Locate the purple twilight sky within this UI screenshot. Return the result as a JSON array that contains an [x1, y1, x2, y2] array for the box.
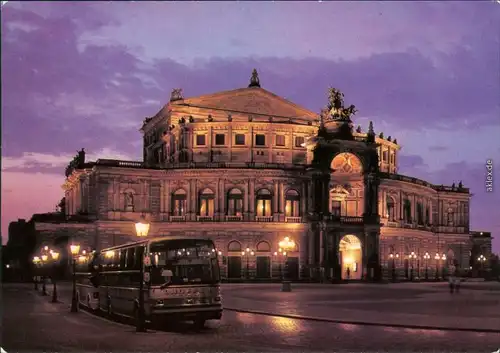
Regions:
[[1, 1, 499, 252]]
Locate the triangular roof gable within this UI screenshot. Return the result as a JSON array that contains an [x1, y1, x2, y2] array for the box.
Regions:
[[176, 87, 318, 120]]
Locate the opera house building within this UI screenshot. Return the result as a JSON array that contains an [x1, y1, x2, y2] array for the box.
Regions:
[[35, 71, 481, 282]]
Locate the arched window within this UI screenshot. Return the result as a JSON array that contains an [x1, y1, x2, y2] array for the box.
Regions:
[[227, 241, 242, 252], [403, 199, 412, 223], [256, 189, 272, 217], [285, 189, 300, 217], [171, 189, 187, 216], [416, 202, 424, 225], [227, 188, 243, 217], [386, 196, 395, 221], [256, 241, 271, 252], [199, 188, 215, 217]]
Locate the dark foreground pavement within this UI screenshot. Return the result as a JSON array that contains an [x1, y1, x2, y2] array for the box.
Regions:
[[2, 284, 500, 352]]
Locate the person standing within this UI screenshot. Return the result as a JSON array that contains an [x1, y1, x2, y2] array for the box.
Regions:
[[448, 264, 456, 293]]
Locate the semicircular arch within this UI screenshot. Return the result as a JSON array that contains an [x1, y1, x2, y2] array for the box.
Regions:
[[331, 152, 364, 174]]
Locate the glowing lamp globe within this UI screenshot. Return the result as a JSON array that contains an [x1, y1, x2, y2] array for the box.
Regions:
[[135, 221, 150, 237], [51, 251, 60, 261], [70, 244, 80, 256]]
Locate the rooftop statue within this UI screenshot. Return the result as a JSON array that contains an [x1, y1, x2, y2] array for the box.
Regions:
[[326, 88, 358, 121], [248, 69, 261, 88], [170, 88, 184, 102]]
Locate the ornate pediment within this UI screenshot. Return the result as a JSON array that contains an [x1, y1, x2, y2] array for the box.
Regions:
[[177, 87, 317, 121]]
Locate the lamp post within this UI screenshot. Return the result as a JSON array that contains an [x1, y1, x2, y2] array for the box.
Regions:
[[50, 251, 60, 303], [41, 254, 48, 295], [423, 252, 430, 280], [33, 256, 41, 290], [389, 253, 398, 282], [135, 215, 150, 333], [70, 244, 81, 313], [278, 237, 295, 292], [434, 253, 440, 280], [441, 253, 447, 279], [241, 248, 255, 280], [478, 254, 486, 277], [410, 252, 417, 281]]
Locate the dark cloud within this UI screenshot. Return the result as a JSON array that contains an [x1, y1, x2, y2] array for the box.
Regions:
[[397, 154, 428, 171], [2, 3, 499, 163]]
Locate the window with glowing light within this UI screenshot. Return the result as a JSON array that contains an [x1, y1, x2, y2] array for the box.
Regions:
[[256, 189, 272, 217], [199, 188, 215, 217], [227, 188, 243, 216], [172, 189, 187, 216], [285, 189, 300, 217]]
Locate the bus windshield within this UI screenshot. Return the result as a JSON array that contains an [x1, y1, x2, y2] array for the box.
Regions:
[[149, 239, 220, 286]]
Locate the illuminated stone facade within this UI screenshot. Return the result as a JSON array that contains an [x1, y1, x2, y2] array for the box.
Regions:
[[36, 72, 477, 281]]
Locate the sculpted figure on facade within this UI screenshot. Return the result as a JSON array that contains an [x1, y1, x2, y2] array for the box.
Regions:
[[125, 192, 134, 211]]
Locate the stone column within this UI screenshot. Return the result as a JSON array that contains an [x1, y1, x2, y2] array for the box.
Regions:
[[279, 181, 285, 213], [244, 179, 249, 216], [165, 181, 171, 218], [219, 178, 226, 219], [301, 180, 307, 219], [273, 181, 279, 220], [160, 180, 165, 214], [399, 192, 404, 221], [308, 230, 315, 271], [191, 179, 198, 221], [249, 179, 255, 219]]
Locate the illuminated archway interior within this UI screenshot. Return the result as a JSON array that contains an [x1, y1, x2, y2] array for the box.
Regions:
[[339, 234, 362, 280]]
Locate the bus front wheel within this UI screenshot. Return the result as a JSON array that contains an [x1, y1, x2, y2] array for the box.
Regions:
[[193, 318, 206, 329]]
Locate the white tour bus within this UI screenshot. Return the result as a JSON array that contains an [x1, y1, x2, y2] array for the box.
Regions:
[[90, 236, 222, 328]]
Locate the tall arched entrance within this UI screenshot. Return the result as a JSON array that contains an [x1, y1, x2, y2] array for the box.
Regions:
[[339, 234, 363, 280]]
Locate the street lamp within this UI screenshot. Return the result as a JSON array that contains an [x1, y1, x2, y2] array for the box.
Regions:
[[409, 252, 417, 281], [135, 215, 150, 333], [278, 237, 295, 292], [441, 253, 447, 279], [477, 254, 486, 277], [241, 248, 255, 280], [50, 251, 60, 303], [41, 254, 48, 296], [389, 253, 399, 282], [434, 253, 440, 280], [32, 256, 41, 290], [423, 252, 430, 280], [70, 244, 81, 313]]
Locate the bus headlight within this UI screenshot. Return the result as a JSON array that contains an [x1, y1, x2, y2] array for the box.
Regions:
[[214, 296, 221, 302], [156, 300, 164, 306]]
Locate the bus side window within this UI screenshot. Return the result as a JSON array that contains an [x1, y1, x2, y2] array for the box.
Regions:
[[135, 246, 144, 270], [126, 248, 136, 269], [119, 250, 127, 269]]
